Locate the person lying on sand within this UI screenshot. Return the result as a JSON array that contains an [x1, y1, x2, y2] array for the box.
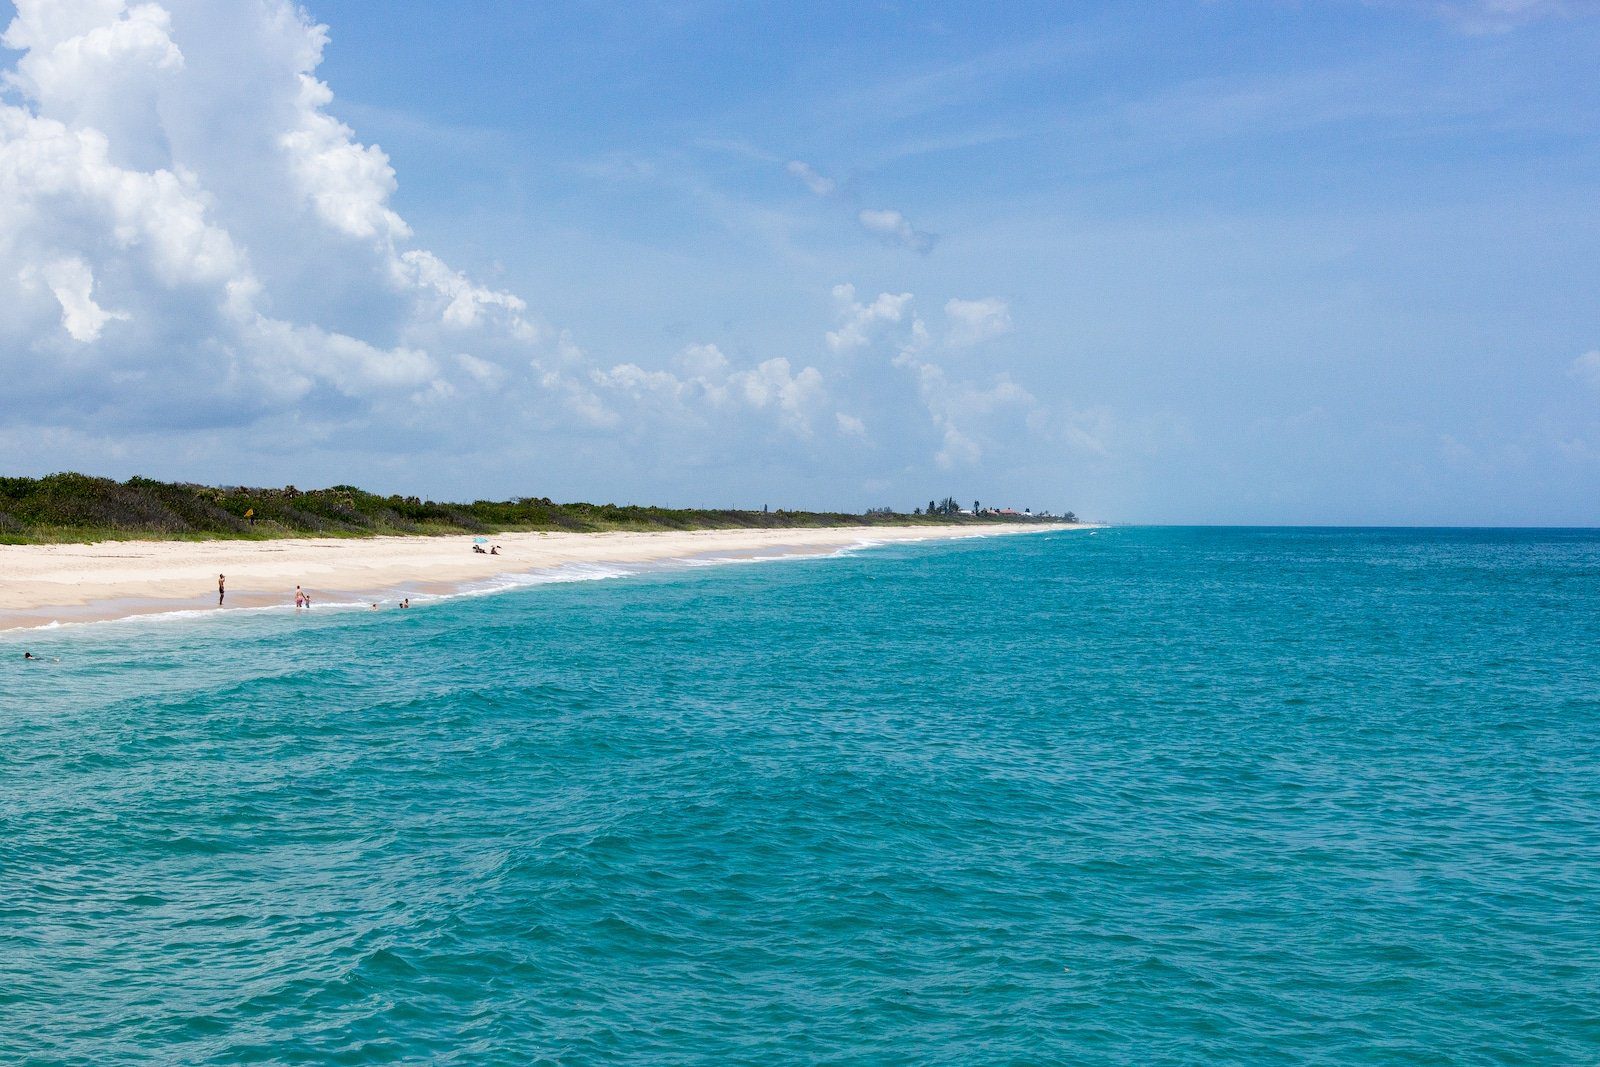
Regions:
[[473, 544, 487, 554]]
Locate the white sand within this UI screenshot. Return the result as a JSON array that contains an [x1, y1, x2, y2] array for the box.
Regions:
[[0, 524, 1059, 631]]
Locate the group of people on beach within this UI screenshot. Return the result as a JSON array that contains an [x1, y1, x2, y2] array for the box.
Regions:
[[207, 533, 512, 616], [207, 537, 495, 614], [21, 575, 428, 664]]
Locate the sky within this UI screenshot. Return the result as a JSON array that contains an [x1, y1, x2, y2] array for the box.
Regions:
[[1, 0, 1597, 523]]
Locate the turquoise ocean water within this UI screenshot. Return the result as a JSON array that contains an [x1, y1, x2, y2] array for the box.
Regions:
[[3, 527, 1598, 1064]]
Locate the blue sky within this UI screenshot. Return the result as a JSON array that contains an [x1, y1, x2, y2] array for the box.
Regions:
[[1, 1, 1597, 522]]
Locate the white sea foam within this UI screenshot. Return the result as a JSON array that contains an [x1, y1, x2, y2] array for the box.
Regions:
[[0, 598, 379, 635], [455, 561, 642, 597]]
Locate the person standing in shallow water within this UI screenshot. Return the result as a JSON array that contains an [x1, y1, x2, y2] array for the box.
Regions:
[[218, 574, 226, 605]]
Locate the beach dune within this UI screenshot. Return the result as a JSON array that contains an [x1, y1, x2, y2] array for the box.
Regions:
[[0, 524, 1054, 631]]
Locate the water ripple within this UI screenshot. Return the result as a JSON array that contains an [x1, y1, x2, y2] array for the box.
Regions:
[[3, 528, 1599, 1062]]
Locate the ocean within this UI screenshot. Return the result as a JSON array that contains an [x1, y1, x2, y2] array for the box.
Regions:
[[3, 527, 1598, 1064]]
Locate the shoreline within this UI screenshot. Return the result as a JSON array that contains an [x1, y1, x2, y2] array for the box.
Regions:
[[0, 524, 1079, 633]]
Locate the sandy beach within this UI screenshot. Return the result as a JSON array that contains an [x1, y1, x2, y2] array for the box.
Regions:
[[0, 524, 1060, 632]]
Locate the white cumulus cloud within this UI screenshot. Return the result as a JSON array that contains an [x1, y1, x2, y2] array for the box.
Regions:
[[593, 343, 833, 437], [891, 324, 1036, 469], [0, 0, 488, 422], [786, 159, 836, 197], [0, 0, 1069, 499], [21, 257, 129, 342], [823, 286, 1047, 469], [826, 283, 914, 352], [944, 297, 1013, 347], [281, 70, 411, 244], [858, 208, 938, 254]]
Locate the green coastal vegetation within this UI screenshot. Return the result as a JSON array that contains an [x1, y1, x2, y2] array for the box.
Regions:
[[0, 473, 1074, 545]]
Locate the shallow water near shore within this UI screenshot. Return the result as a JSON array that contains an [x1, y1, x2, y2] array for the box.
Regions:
[[3, 527, 1598, 1063]]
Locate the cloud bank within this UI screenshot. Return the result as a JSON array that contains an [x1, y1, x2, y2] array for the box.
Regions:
[[0, 0, 1068, 500]]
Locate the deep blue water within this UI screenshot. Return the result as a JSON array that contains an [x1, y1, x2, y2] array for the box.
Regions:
[[3, 527, 1599, 1064]]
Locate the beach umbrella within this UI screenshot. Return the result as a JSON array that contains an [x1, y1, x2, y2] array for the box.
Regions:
[[473, 537, 489, 543]]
